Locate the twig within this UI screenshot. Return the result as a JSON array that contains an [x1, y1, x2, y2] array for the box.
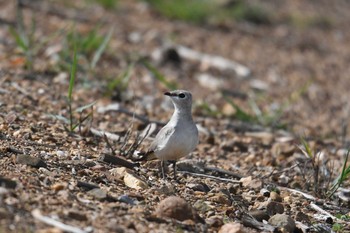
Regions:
[[99, 153, 138, 169], [125, 123, 156, 158], [103, 133, 116, 156], [31, 209, 87, 233], [310, 202, 337, 220], [261, 163, 299, 179], [180, 171, 241, 183], [278, 187, 316, 201], [204, 166, 243, 179], [90, 128, 120, 141], [242, 213, 275, 231], [76, 181, 99, 191], [176, 45, 251, 78]]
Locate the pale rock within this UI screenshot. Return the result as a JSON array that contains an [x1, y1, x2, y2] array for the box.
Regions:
[[268, 214, 296, 233], [219, 223, 246, 233], [240, 176, 262, 189], [124, 172, 148, 190]]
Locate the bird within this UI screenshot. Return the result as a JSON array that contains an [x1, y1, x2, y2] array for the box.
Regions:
[[144, 90, 198, 180]]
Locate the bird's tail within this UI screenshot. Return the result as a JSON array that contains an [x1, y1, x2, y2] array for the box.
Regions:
[[133, 150, 157, 161]]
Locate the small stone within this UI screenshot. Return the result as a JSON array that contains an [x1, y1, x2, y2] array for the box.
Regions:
[[186, 182, 210, 193], [249, 210, 269, 222], [206, 216, 223, 228], [209, 193, 231, 205], [124, 172, 148, 190], [270, 191, 282, 202], [67, 211, 87, 221], [240, 176, 262, 189], [196, 73, 224, 91], [268, 214, 296, 233], [266, 201, 284, 216], [278, 174, 290, 186], [37, 228, 63, 233], [117, 195, 137, 205], [271, 143, 295, 157], [16, 154, 47, 168], [0, 207, 12, 219], [219, 223, 246, 233], [0, 177, 17, 189], [155, 196, 197, 222], [51, 183, 66, 192], [56, 150, 67, 159], [295, 211, 310, 224], [88, 188, 107, 200]]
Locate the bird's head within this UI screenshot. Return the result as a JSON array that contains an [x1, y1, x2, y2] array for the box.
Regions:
[[164, 90, 193, 111]]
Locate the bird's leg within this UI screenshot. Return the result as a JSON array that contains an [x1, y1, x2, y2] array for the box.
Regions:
[[161, 160, 166, 179], [170, 160, 177, 180]]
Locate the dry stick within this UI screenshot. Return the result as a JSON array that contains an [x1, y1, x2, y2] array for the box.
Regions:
[[261, 163, 299, 179], [278, 187, 316, 201], [99, 153, 137, 169], [175, 45, 251, 78], [32, 209, 87, 233], [242, 213, 275, 231], [125, 123, 156, 158], [103, 133, 116, 156], [309, 202, 337, 220], [204, 166, 243, 179], [90, 128, 120, 141], [180, 171, 241, 183]]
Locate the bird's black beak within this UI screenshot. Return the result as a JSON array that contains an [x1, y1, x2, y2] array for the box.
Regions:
[[164, 92, 176, 96]]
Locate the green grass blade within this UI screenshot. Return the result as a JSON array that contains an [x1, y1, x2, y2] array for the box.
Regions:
[[142, 60, 177, 90], [91, 27, 114, 69], [9, 27, 28, 52], [300, 137, 313, 158], [68, 42, 78, 102], [223, 95, 255, 122], [328, 149, 350, 197]]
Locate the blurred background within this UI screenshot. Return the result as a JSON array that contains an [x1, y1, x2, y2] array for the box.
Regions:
[[1, 0, 350, 141]]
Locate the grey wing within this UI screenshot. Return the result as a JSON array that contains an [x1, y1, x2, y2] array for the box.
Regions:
[[148, 126, 175, 153]]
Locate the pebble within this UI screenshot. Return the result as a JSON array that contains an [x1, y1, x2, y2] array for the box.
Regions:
[[270, 191, 282, 202], [268, 214, 296, 233], [206, 216, 223, 228], [249, 210, 269, 222], [88, 188, 107, 201], [266, 201, 284, 216], [51, 183, 66, 192], [0, 207, 11, 219], [219, 223, 246, 233], [295, 211, 310, 224], [67, 210, 87, 221], [0, 177, 17, 189], [124, 172, 148, 190], [240, 176, 262, 189], [186, 182, 210, 193], [209, 193, 231, 205], [16, 154, 47, 168], [56, 150, 67, 159], [155, 196, 197, 222]]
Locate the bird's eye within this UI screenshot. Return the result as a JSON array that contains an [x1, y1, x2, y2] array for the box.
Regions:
[[178, 93, 186, 98]]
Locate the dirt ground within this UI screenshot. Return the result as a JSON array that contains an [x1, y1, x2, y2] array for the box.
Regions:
[[1, 0, 350, 232]]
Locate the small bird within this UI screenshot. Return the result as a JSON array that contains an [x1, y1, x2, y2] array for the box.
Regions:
[[145, 90, 198, 180]]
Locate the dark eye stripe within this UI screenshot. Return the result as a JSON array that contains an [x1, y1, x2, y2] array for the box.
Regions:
[[178, 93, 186, 98]]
